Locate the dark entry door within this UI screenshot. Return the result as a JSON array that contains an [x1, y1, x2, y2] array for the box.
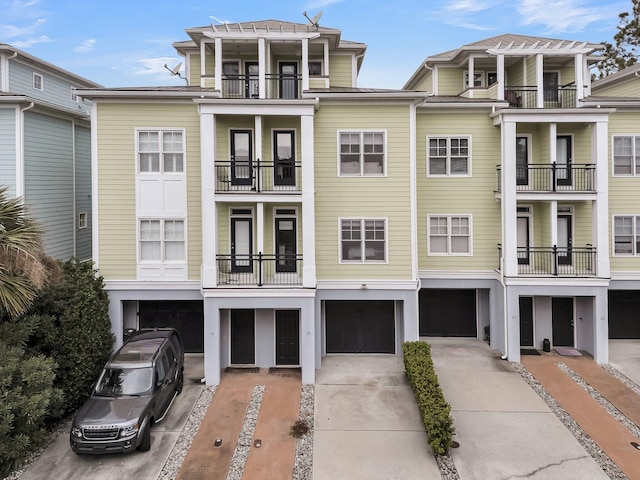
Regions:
[[276, 310, 300, 365], [231, 130, 252, 186], [325, 300, 395, 353], [552, 297, 574, 347], [543, 72, 559, 103], [516, 136, 529, 186], [519, 297, 534, 346], [274, 130, 295, 186], [557, 213, 573, 266], [231, 309, 255, 364], [275, 217, 296, 273], [556, 135, 572, 187], [279, 62, 298, 99]]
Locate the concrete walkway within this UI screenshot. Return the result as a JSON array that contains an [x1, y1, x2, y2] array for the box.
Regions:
[[313, 355, 440, 480], [429, 338, 609, 480]]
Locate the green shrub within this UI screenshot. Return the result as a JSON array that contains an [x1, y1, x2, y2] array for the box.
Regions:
[[0, 319, 63, 476], [403, 341, 454, 455], [26, 260, 114, 417]]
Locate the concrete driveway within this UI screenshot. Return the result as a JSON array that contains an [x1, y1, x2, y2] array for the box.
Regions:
[[18, 354, 204, 480], [608, 339, 640, 385]]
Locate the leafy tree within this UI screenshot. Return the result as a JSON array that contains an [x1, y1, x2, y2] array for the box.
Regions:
[[26, 260, 114, 415], [596, 0, 640, 77], [0, 317, 63, 476], [0, 187, 47, 318]]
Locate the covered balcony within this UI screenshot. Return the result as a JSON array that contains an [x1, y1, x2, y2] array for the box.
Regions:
[[504, 84, 577, 108], [221, 73, 303, 100], [216, 253, 303, 286], [498, 244, 596, 276], [496, 163, 595, 193], [215, 160, 302, 193]]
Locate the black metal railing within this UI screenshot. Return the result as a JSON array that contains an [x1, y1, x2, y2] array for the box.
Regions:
[[220, 74, 302, 99], [216, 253, 303, 286], [504, 86, 577, 108], [215, 160, 301, 193], [496, 163, 595, 192], [497, 244, 596, 276]]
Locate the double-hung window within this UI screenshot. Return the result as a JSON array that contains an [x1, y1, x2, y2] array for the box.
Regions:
[[613, 215, 640, 255], [138, 130, 184, 173], [339, 131, 385, 176], [428, 215, 471, 255], [139, 219, 185, 262], [340, 218, 386, 262], [428, 136, 470, 176], [613, 136, 640, 176]]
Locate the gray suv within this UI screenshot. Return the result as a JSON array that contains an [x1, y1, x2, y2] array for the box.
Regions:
[[70, 328, 184, 454]]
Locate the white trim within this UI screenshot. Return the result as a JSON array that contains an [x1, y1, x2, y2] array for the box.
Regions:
[[417, 270, 500, 281], [336, 129, 387, 177], [91, 102, 99, 267], [338, 217, 389, 264], [426, 135, 472, 177], [104, 280, 202, 290], [316, 279, 419, 290]]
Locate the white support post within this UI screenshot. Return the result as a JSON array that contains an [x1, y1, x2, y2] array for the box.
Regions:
[[549, 123, 557, 165], [575, 53, 584, 102], [201, 113, 217, 287], [258, 38, 266, 99], [302, 38, 309, 92], [215, 38, 222, 92], [593, 121, 610, 278], [200, 41, 207, 88], [203, 298, 221, 385], [497, 54, 505, 101], [301, 115, 316, 288], [536, 54, 544, 108], [468, 55, 475, 99], [550, 200, 558, 247], [256, 202, 264, 254], [502, 121, 518, 277]]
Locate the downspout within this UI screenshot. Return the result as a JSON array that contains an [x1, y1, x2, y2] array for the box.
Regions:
[[1, 49, 18, 91]]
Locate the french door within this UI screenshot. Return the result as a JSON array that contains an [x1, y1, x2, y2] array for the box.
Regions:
[[231, 215, 252, 273], [557, 211, 573, 266], [245, 62, 259, 98], [279, 62, 298, 99], [231, 130, 252, 186], [274, 131, 295, 186], [516, 136, 529, 186], [275, 217, 297, 273], [556, 135, 572, 187]]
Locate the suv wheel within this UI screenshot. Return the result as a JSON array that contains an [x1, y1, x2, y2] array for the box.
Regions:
[[138, 421, 151, 452]]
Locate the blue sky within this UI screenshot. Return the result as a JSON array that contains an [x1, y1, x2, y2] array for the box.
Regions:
[[0, 0, 630, 89]]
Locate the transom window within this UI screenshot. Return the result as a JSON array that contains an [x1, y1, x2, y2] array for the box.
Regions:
[[137, 130, 184, 173], [428, 215, 471, 255], [340, 218, 386, 262], [613, 215, 640, 255], [613, 136, 640, 176], [139, 219, 185, 261], [428, 137, 470, 176], [339, 131, 385, 176]]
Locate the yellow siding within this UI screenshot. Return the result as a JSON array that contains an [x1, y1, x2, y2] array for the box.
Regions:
[[594, 77, 640, 97], [414, 72, 433, 92], [526, 57, 537, 86], [558, 66, 575, 85], [329, 55, 353, 88], [96, 103, 201, 280], [437, 67, 463, 95], [314, 103, 413, 280], [416, 111, 501, 271], [506, 59, 525, 86], [189, 54, 201, 86], [608, 112, 640, 271]]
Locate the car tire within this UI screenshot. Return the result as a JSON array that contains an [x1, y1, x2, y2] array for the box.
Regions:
[[138, 422, 151, 452]]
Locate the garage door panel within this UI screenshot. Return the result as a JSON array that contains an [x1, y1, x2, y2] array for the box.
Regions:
[[326, 300, 395, 354], [609, 291, 640, 339], [419, 289, 477, 337], [139, 300, 204, 352]]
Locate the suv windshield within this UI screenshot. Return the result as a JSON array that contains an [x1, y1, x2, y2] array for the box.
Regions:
[[95, 367, 153, 396]]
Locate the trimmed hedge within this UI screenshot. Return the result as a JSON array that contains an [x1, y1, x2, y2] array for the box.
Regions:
[[403, 341, 454, 455]]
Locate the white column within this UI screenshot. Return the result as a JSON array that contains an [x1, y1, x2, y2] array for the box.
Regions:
[[323, 39, 330, 82], [536, 54, 544, 108], [497, 54, 505, 100], [468, 55, 475, 99], [214, 38, 222, 92], [302, 38, 309, 92], [254, 115, 263, 164], [300, 297, 316, 384], [203, 298, 221, 385], [575, 53, 584, 102], [549, 123, 557, 164], [200, 41, 206, 88], [301, 114, 316, 287], [593, 121, 610, 278], [550, 200, 558, 247], [256, 202, 264, 254], [502, 120, 518, 277], [258, 38, 266, 99], [201, 112, 217, 287]]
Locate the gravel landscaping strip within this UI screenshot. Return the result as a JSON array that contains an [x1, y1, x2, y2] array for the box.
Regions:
[[435, 452, 460, 480], [514, 362, 627, 480], [226, 385, 265, 480], [293, 384, 314, 480], [158, 385, 216, 480], [604, 364, 640, 396]]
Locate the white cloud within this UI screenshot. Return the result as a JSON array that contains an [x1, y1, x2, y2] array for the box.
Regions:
[[304, 0, 346, 10], [209, 16, 232, 25], [0, 17, 44, 39], [74, 38, 95, 54], [136, 57, 185, 82], [11, 34, 49, 48], [446, 0, 502, 13], [516, 0, 609, 33]]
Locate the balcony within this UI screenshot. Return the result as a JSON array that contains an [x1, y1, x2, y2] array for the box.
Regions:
[[215, 160, 301, 193], [221, 74, 302, 99], [504, 85, 577, 108], [216, 254, 303, 286], [496, 163, 595, 193], [497, 244, 596, 276]]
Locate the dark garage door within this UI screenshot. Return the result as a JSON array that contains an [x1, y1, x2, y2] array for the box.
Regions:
[[139, 300, 204, 352], [419, 289, 477, 337], [325, 300, 395, 354], [609, 291, 640, 338]]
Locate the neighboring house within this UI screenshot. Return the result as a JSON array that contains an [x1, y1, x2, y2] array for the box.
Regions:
[[0, 44, 100, 261], [79, 22, 640, 386]]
